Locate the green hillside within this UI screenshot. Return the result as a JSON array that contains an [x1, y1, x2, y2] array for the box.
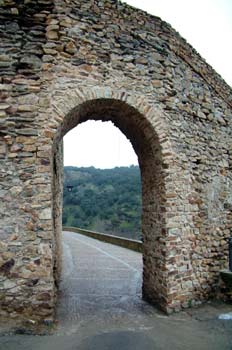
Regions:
[[62, 166, 142, 240]]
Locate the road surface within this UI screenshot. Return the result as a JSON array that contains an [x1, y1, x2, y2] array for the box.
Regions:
[[1, 231, 232, 350]]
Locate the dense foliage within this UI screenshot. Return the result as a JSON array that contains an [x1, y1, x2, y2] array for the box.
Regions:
[[63, 166, 142, 240]]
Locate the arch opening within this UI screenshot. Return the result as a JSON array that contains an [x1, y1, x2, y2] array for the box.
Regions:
[[62, 120, 141, 239], [52, 98, 168, 311]]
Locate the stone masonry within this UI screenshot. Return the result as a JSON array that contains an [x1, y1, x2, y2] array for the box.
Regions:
[[0, 0, 231, 325]]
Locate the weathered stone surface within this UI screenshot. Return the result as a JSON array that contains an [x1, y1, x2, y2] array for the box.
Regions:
[[0, 0, 231, 328], [46, 30, 59, 40], [0, 258, 15, 274], [64, 41, 77, 54], [39, 208, 52, 220]]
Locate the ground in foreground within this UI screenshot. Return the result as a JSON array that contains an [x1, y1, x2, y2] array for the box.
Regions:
[[0, 231, 231, 350]]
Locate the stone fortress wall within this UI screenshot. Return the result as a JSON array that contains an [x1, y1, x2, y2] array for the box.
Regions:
[[0, 0, 231, 325]]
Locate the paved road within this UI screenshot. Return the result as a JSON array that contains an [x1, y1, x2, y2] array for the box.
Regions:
[[1, 231, 232, 350], [57, 231, 143, 332]]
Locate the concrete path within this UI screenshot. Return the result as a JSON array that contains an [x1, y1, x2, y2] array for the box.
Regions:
[[1, 231, 232, 350]]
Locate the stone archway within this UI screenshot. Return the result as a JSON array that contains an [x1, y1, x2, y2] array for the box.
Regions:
[[0, 0, 231, 327], [51, 87, 195, 314]]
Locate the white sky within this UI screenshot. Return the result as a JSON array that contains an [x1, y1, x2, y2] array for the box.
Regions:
[[64, 120, 138, 169], [64, 0, 232, 169]]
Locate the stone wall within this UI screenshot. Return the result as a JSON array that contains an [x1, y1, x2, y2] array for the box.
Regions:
[[64, 226, 143, 252], [0, 0, 231, 325]]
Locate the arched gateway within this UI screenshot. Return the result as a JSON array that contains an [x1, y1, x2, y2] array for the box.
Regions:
[[52, 88, 194, 314], [0, 0, 231, 324]]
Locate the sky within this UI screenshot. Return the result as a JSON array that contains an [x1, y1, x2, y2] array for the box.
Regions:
[[64, 0, 232, 169]]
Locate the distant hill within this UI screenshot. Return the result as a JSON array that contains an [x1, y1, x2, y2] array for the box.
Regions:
[[63, 166, 142, 240]]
